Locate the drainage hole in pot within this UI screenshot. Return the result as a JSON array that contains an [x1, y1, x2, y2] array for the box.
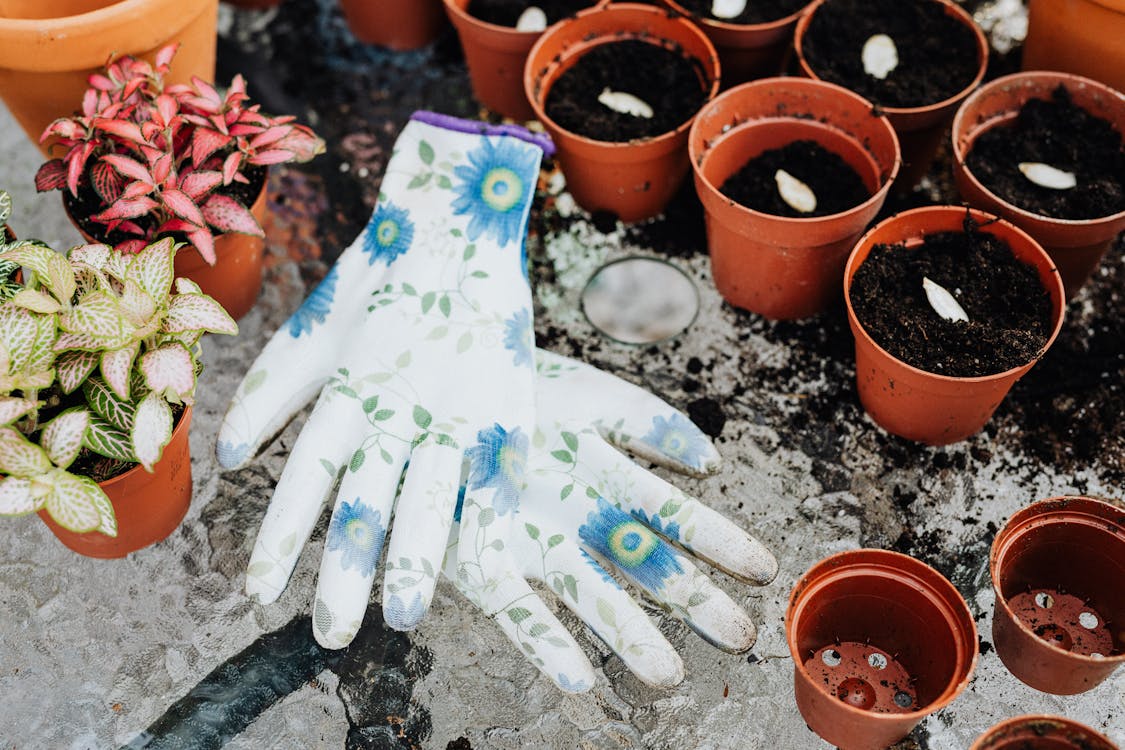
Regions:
[[1035, 592, 1055, 609], [1010, 589, 1117, 657], [581, 257, 699, 345], [893, 690, 913, 709], [868, 652, 888, 669], [1033, 623, 1075, 651], [822, 649, 843, 667], [836, 677, 876, 710], [805, 643, 916, 713], [1079, 612, 1099, 629]]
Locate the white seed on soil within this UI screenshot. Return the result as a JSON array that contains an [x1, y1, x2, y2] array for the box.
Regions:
[[1018, 162, 1077, 190], [862, 34, 899, 80], [516, 6, 548, 32], [923, 277, 969, 323], [774, 169, 817, 214], [597, 88, 654, 119], [711, 0, 747, 19]]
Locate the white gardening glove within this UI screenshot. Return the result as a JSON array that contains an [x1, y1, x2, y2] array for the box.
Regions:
[[218, 113, 580, 655], [443, 350, 778, 691]]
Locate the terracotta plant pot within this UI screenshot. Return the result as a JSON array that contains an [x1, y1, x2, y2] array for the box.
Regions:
[[524, 3, 720, 223], [0, 0, 219, 153], [340, 0, 447, 50], [786, 549, 977, 750], [1023, 0, 1125, 95], [38, 407, 193, 558], [843, 206, 1066, 445], [971, 715, 1120, 750], [952, 71, 1125, 299], [688, 77, 900, 319], [794, 0, 988, 190], [658, 0, 814, 86], [990, 496, 1125, 695], [443, 0, 607, 121]]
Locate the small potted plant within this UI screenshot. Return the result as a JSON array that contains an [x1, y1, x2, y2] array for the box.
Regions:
[[952, 71, 1125, 299], [785, 549, 977, 749], [341, 0, 448, 50], [35, 44, 324, 320], [0, 231, 238, 558], [794, 0, 988, 190], [1023, 0, 1125, 95], [688, 77, 900, 319], [972, 716, 1120, 750], [844, 206, 1066, 445], [990, 496, 1125, 695], [524, 3, 721, 222]]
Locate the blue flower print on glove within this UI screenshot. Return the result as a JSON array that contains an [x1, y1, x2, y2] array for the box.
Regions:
[[287, 265, 339, 338], [452, 136, 539, 248], [579, 497, 683, 593], [326, 500, 387, 576], [503, 308, 533, 367], [642, 414, 711, 470], [630, 509, 681, 543], [466, 423, 528, 516], [363, 201, 414, 266]]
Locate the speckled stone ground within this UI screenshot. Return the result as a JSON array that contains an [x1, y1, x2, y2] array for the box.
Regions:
[[0, 1, 1122, 749]]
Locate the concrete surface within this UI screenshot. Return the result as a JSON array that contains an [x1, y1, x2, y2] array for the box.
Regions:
[[0, 1, 1122, 749]]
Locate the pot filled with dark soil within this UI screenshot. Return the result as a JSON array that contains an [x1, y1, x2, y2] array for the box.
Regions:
[[445, 0, 606, 120], [657, 0, 814, 86], [952, 71, 1125, 299], [688, 77, 899, 319], [340, 0, 448, 50], [990, 496, 1125, 695], [524, 3, 720, 222], [844, 206, 1065, 445], [1023, 0, 1125, 96], [972, 715, 1121, 750], [795, 0, 988, 190], [786, 549, 978, 750]]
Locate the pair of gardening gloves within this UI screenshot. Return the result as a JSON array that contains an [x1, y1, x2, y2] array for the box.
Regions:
[[217, 113, 778, 691]]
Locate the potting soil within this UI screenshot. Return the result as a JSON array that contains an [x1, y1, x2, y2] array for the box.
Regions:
[[467, 0, 598, 26], [849, 218, 1054, 377], [544, 39, 708, 141], [673, 0, 809, 25], [965, 86, 1125, 221], [801, 0, 980, 108], [719, 140, 871, 218]]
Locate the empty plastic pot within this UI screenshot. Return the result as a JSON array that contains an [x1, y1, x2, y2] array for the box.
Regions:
[[971, 715, 1120, 750]]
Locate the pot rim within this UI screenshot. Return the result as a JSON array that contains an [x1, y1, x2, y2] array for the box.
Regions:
[[442, 0, 609, 37], [660, 0, 814, 34], [970, 714, 1120, 750], [793, 0, 990, 118], [843, 205, 1067, 386], [952, 70, 1125, 229], [523, 2, 721, 150], [785, 548, 979, 722], [688, 76, 901, 226], [989, 495, 1125, 667]]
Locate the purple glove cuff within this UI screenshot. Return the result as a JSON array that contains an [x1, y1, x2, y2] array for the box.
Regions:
[[410, 110, 556, 157]]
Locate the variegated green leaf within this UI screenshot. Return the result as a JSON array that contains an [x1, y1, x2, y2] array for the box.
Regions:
[[41, 408, 89, 470], [58, 290, 122, 339], [0, 190, 10, 225], [43, 252, 76, 305], [0, 397, 35, 426], [128, 237, 175, 301], [139, 344, 195, 403], [0, 427, 52, 477], [0, 476, 40, 515], [174, 277, 203, 295], [0, 305, 39, 371], [56, 350, 99, 394], [10, 289, 61, 314], [84, 413, 135, 462], [71, 264, 108, 298], [43, 469, 102, 533], [0, 241, 55, 282], [26, 313, 57, 377], [164, 293, 237, 335], [132, 392, 173, 472], [67, 243, 114, 272], [82, 377, 135, 432], [101, 343, 139, 400], [119, 278, 156, 328], [90, 484, 117, 537], [55, 330, 119, 352]]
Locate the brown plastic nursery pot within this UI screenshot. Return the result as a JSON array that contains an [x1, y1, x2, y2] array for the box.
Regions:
[[38, 408, 193, 559], [794, 0, 988, 191], [1023, 0, 1125, 95], [524, 3, 721, 223], [444, 0, 607, 121], [658, 0, 813, 86], [786, 549, 977, 750], [0, 0, 219, 153], [688, 77, 900, 319], [990, 496, 1125, 695], [971, 715, 1120, 750], [843, 206, 1065, 445], [952, 71, 1125, 299], [340, 0, 447, 50]]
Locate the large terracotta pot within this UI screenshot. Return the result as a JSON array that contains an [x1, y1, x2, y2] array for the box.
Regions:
[[972, 715, 1120, 750], [340, 0, 447, 50], [524, 3, 720, 223], [794, 0, 988, 190], [0, 0, 218, 153], [952, 71, 1125, 299], [39, 407, 193, 558], [843, 206, 1066, 445], [689, 77, 899, 319], [1023, 0, 1125, 95]]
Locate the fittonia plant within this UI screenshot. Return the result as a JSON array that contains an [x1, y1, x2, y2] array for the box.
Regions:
[[0, 207, 236, 536]]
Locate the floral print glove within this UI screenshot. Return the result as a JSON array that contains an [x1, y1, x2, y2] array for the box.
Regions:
[[443, 350, 778, 691], [217, 113, 575, 653]]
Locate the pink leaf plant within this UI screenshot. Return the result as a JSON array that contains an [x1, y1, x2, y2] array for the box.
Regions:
[[35, 44, 324, 264]]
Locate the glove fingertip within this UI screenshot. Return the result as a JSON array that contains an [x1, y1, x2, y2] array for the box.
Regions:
[[384, 592, 428, 632], [554, 662, 597, 693], [216, 437, 252, 470]]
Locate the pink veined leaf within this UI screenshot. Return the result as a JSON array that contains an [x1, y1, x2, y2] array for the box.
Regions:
[[156, 218, 197, 235], [189, 76, 222, 108], [202, 194, 263, 237], [102, 153, 153, 184], [116, 239, 147, 254], [93, 118, 146, 146], [165, 293, 238, 336], [65, 142, 95, 196], [247, 149, 297, 166], [141, 121, 162, 142], [82, 89, 98, 117], [88, 73, 115, 91], [121, 180, 156, 201], [90, 161, 124, 203], [155, 43, 178, 73], [232, 173, 249, 185], [122, 77, 145, 102], [34, 160, 68, 192], [229, 74, 247, 98], [140, 344, 196, 403], [248, 126, 291, 150], [190, 128, 232, 168], [116, 220, 145, 236], [155, 95, 177, 128], [229, 123, 265, 137], [152, 153, 173, 185], [221, 151, 242, 186], [92, 196, 160, 222], [209, 113, 229, 136], [179, 170, 223, 201], [186, 228, 216, 266], [161, 188, 205, 227]]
